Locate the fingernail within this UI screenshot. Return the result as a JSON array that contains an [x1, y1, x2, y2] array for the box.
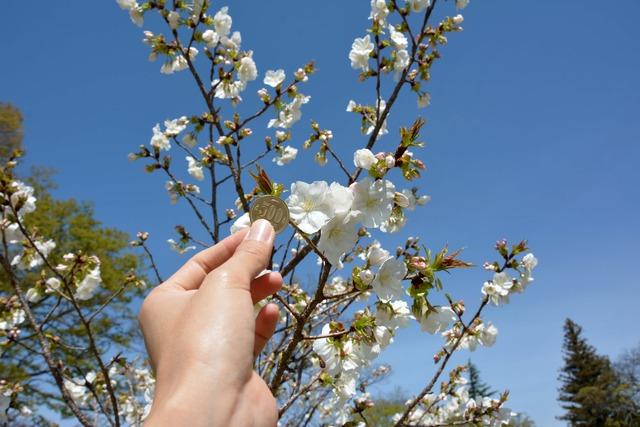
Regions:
[[245, 219, 274, 243]]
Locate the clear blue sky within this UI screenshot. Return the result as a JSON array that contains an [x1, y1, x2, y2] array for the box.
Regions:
[[2, 1, 639, 425]]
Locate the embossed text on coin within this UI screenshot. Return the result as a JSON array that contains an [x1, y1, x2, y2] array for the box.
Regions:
[[249, 195, 290, 234]]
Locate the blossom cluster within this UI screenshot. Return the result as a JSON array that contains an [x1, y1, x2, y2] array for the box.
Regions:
[[392, 370, 515, 426]]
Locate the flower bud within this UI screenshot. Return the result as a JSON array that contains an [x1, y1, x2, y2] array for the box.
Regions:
[[452, 14, 464, 25], [385, 155, 396, 168], [394, 191, 410, 208], [359, 269, 374, 286]]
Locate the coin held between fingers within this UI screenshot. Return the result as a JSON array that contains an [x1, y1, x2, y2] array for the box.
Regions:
[[249, 195, 290, 234]]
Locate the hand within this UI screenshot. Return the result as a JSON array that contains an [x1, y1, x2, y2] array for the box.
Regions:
[[139, 219, 281, 426]]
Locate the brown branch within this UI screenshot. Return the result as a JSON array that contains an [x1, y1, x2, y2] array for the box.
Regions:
[[270, 262, 331, 393], [350, 0, 438, 184], [0, 243, 92, 426], [278, 373, 321, 417]]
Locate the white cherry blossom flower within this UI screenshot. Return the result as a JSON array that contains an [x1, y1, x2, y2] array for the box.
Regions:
[[522, 253, 538, 271], [360, 240, 391, 266], [202, 29, 220, 47], [116, 0, 137, 10], [230, 212, 251, 233], [167, 11, 180, 29], [349, 35, 374, 71], [0, 308, 25, 330], [389, 25, 408, 50], [351, 178, 395, 229], [519, 253, 538, 288], [394, 48, 411, 72], [370, 0, 389, 22], [328, 182, 354, 216], [353, 148, 377, 170], [371, 258, 406, 301], [3, 222, 23, 244], [213, 6, 232, 37], [268, 94, 310, 128], [359, 269, 374, 285], [318, 214, 359, 268], [221, 31, 242, 51], [26, 287, 43, 303], [75, 267, 102, 301], [313, 326, 362, 376], [212, 79, 246, 99], [11, 239, 56, 270], [186, 156, 204, 181], [164, 116, 188, 136], [418, 92, 431, 108], [407, 0, 431, 12], [376, 300, 413, 329], [9, 181, 37, 216], [45, 277, 61, 293], [286, 181, 334, 234], [273, 145, 298, 166], [238, 55, 258, 82], [456, 0, 470, 9], [129, 7, 144, 27], [419, 306, 456, 334], [264, 69, 285, 87], [150, 124, 170, 151], [482, 271, 513, 305], [478, 322, 498, 347], [167, 239, 196, 255]]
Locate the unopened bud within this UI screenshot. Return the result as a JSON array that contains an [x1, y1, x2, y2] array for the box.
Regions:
[[385, 155, 396, 168], [359, 269, 374, 286]]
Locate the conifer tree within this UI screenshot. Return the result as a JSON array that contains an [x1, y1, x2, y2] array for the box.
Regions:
[[558, 318, 635, 426], [467, 360, 495, 400]]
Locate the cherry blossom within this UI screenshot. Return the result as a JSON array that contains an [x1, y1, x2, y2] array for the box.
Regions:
[[351, 178, 395, 229], [186, 156, 204, 181], [213, 6, 233, 37], [230, 212, 251, 233], [318, 214, 359, 268], [264, 69, 285, 87], [353, 148, 377, 170], [371, 257, 407, 301], [273, 145, 298, 166], [150, 124, 170, 151], [349, 35, 374, 71], [237, 55, 258, 82], [268, 94, 310, 128], [407, 0, 431, 13], [419, 306, 456, 334], [75, 266, 102, 301], [286, 181, 335, 234]]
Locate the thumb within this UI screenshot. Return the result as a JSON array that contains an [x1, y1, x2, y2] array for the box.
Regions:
[[217, 219, 275, 290]]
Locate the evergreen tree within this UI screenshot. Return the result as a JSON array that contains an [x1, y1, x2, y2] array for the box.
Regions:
[[467, 360, 495, 400], [0, 103, 23, 161], [558, 318, 636, 426]]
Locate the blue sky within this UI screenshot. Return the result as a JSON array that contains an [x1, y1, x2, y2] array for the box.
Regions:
[[2, 1, 639, 425]]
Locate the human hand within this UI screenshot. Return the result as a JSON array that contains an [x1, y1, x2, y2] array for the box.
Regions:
[[139, 219, 281, 426]]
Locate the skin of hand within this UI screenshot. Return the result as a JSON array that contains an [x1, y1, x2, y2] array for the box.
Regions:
[[139, 219, 281, 426]]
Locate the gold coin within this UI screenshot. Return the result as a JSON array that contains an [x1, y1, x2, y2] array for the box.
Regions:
[[249, 195, 290, 234]]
